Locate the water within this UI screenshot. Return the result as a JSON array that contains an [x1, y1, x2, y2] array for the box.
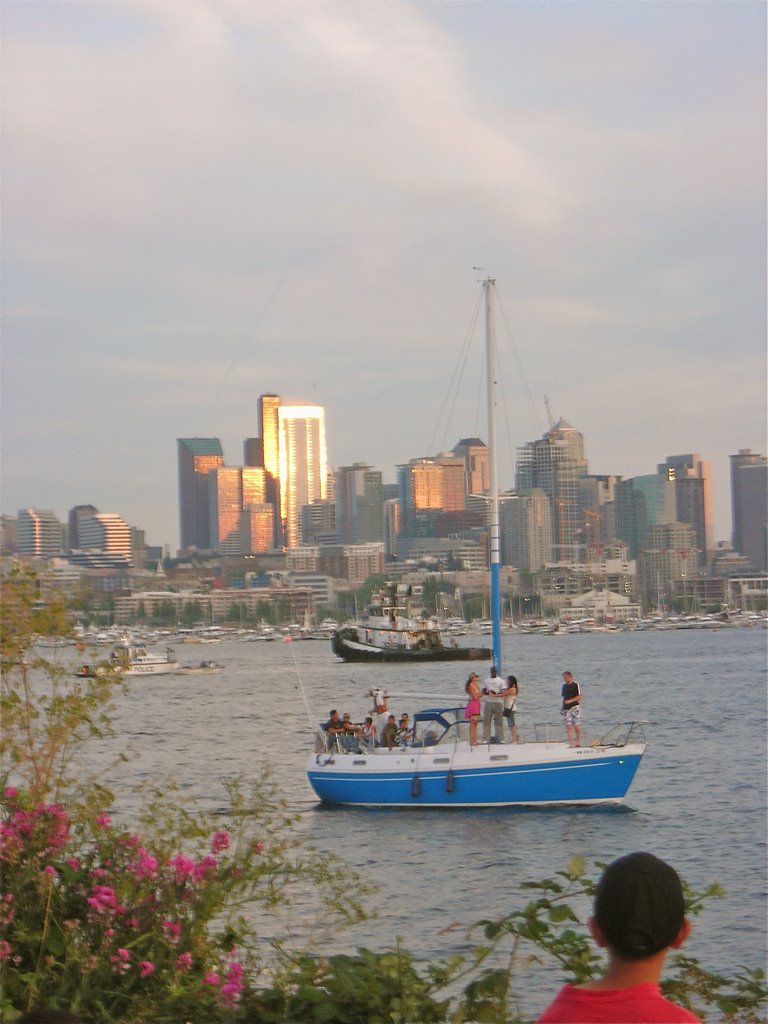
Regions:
[[62, 628, 767, 1007]]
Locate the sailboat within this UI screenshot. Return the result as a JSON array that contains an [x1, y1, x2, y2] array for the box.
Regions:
[[306, 278, 646, 808]]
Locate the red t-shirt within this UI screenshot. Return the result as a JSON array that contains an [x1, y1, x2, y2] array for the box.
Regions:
[[538, 982, 701, 1023]]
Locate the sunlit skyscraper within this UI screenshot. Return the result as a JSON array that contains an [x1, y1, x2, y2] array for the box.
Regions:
[[177, 438, 224, 551], [278, 405, 328, 548]]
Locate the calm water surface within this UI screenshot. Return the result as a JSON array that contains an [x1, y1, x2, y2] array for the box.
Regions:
[[70, 628, 766, 1007]]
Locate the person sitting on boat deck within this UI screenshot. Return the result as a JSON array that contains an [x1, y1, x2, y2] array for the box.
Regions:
[[560, 670, 582, 747], [339, 713, 362, 751], [323, 710, 349, 750], [381, 714, 398, 750], [500, 674, 519, 743], [360, 716, 377, 749], [482, 667, 504, 744], [395, 714, 414, 746], [537, 851, 699, 1023], [464, 672, 482, 745]]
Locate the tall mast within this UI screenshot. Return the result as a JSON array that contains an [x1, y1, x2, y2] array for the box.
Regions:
[[484, 277, 502, 674]]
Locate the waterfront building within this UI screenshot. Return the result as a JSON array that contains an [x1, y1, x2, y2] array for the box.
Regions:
[[177, 438, 224, 551], [17, 508, 64, 558], [658, 453, 713, 567], [277, 404, 328, 548], [336, 463, 385, 544], [730, 449, 767, 571], [515, 418, 588, 563], [316, 542, 385, 583], [639, 521, 698, 605]]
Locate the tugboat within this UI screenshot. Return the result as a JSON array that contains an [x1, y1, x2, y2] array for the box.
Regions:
[[331, 582, 491, 663]]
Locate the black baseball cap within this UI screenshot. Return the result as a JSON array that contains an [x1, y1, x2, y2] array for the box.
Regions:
[[594, 852, 685, 960]]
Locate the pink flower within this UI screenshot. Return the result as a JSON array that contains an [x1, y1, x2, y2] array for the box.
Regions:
[[219, 960, 244, 1007], [0, 940, 11, 959], [110, 948, 131, 973], [204, 971, 221, 986], [139, 960, 154, 977], [43, 865, 56, 876], [4, 787, 18, 800], [66, 857, 81, 871], [163, 919, 182, 943], [169, 854, 196, 882], [194, 855, 218, 881], [175, 951, 193, 972], [94, 812, 112, 829], [252, 840, 264, 854], [211, 831, 230, 854], [131, 848, 158, 880]]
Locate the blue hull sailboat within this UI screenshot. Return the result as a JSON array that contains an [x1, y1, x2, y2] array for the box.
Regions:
[[306, 278, 646, 808]]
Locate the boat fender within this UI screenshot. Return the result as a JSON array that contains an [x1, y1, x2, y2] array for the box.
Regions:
[[445, 769, 455, 793], [411, 774, 421, 798]]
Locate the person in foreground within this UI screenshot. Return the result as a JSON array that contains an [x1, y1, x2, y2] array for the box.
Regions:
[[538, 852, 700, 1024]]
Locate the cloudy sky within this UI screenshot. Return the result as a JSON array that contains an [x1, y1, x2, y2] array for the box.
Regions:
[[3, 1, 765, 552]]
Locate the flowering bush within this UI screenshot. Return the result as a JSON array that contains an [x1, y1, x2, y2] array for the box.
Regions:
[[1, 785, 255, 1018]]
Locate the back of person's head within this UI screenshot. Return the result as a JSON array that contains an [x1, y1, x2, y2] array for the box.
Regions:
[[594, 852, 685, 960], [507, 674, 518, 689]]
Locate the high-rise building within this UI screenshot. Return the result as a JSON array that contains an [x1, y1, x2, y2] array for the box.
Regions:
[[336, 463, 384, 544], [516, 418, 588, 562], [208, 467, 246, 554], [278, 405, 328, 548], [615, 474, 676, 559], [240, 504, 275, 555], [67, 504, 98, 549], [177, 438, 224, 551], [500, 490, 553, 570], [17, 508, 63, 558], [398, 453, 467, 538], [658, 454, 713, 566], [639, 522, 698, 605], [452, 438, 489, 496], [730, 449, 768, 571], [78, 513, 133, 563]]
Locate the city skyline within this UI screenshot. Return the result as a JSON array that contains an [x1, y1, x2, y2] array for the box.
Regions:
[[2, 3, 765, 550]]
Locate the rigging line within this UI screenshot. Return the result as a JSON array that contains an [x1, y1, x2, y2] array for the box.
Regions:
[[282, 638, 315, 728], [426, 289, 483, 457], [495, 291, 545, 440]]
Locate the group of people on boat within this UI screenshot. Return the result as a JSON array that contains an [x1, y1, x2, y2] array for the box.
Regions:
[[464, 667, 519, 745], [321, 666, 582, 753], [322, 701, 414, 753]]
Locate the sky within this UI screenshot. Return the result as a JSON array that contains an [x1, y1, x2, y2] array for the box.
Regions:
[[2, 1, 766, 553]]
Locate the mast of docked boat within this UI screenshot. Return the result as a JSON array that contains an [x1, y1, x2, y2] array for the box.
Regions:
[[483, 276, 503, 675]]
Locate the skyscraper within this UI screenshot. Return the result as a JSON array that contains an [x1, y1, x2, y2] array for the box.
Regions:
[[658, 454, 712, 566], [17, 508, 63, 558], [730, 449, 768, 571], [452, 438, 489, 496], [516, 419, 588, 562], [177, 438, 224, 551], [336, 463, 384, 543], [277, 405, 328, 548], [67, 504, 98, 549]]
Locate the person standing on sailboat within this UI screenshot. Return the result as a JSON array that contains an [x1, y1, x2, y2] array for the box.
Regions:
[[500, 675, 519, 743], [561, 671, 582, 747]]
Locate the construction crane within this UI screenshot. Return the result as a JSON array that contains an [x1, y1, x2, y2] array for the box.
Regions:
[[544, 395, 555, 430]]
